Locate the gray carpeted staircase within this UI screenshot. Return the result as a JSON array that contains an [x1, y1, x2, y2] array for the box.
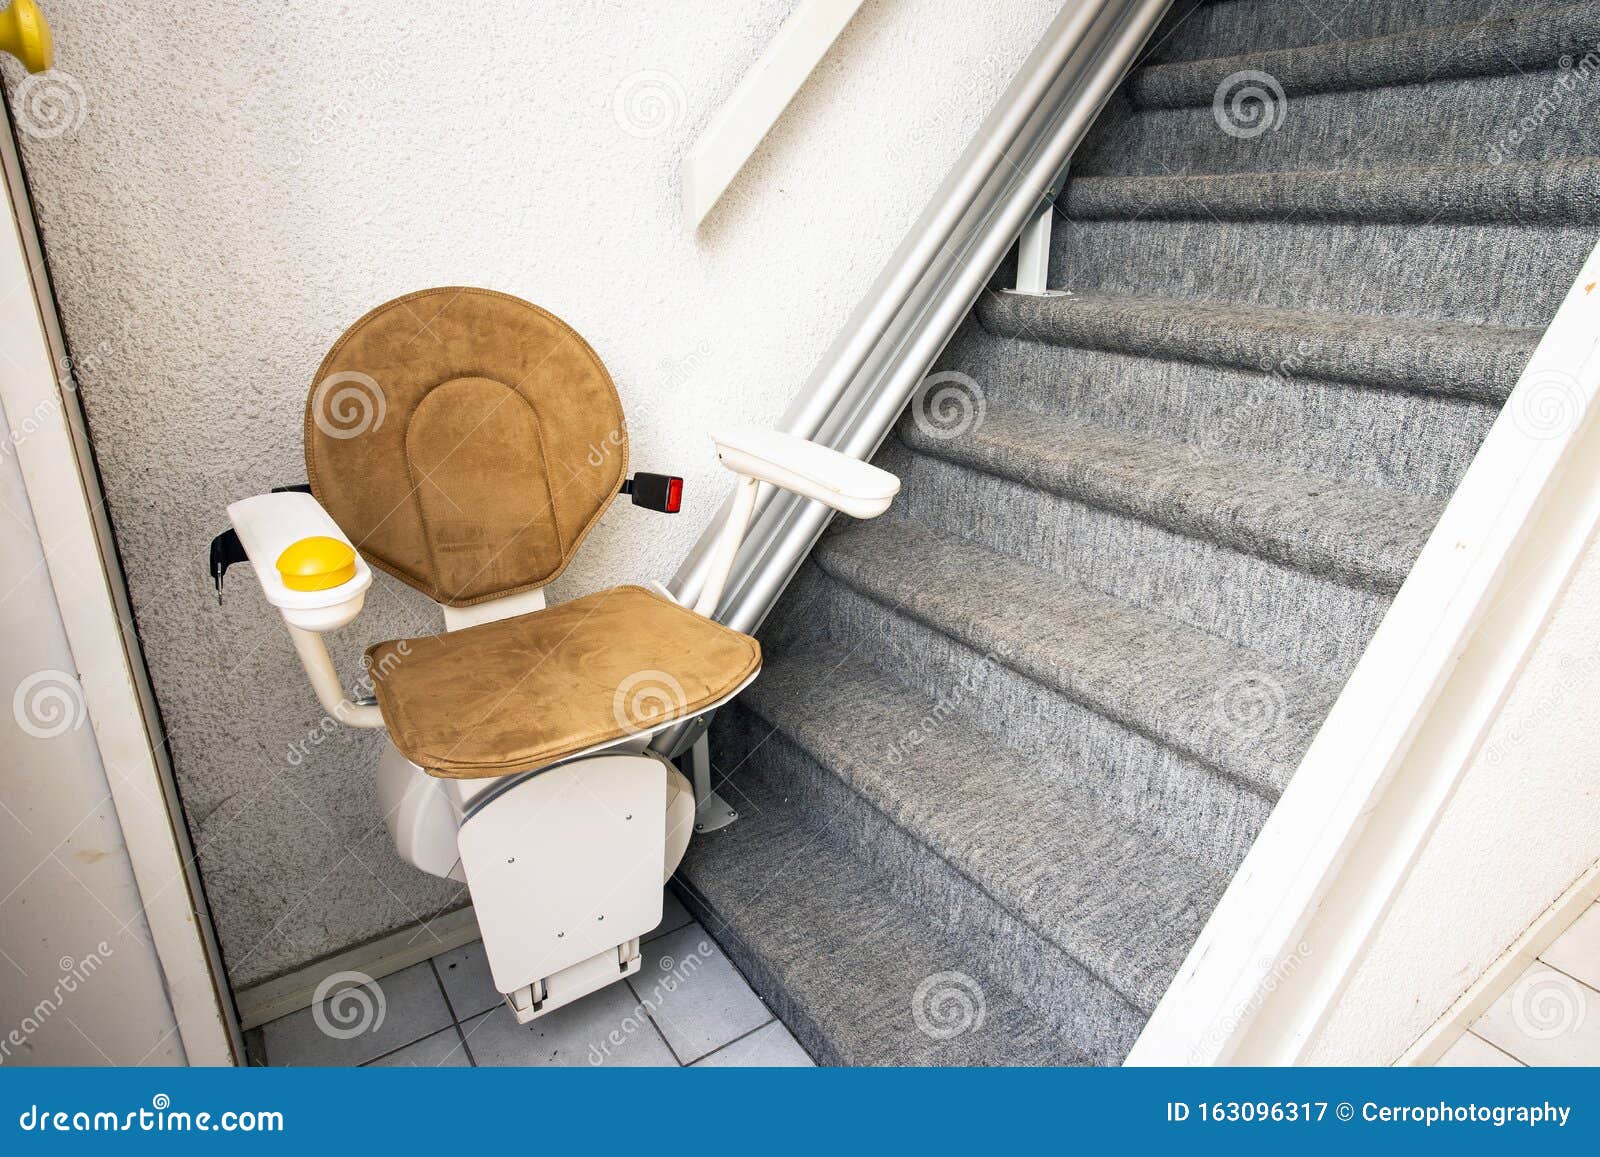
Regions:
[[677, 0, 1600, 1065]]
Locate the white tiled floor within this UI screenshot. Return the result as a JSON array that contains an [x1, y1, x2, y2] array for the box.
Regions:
[[1435, 900, 1600, 1067], [255, 889, 813, 1068]]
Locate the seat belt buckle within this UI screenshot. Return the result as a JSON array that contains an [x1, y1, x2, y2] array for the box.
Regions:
[[622, 473, 683, 513]]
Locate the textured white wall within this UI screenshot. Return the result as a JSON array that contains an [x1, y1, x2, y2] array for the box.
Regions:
[[1309, 529, 1600, 1063], [4, 0, 1061, 988]]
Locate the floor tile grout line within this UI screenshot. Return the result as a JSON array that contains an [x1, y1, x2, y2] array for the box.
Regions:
[[357, 1024, 457, 1068], [452, 1020, 479, 1067], [427, 957, 470, 1029], [683, 1015, 780, 1068], [1528, 956, 1600, 996], [1460, 1030, 1527, 1067], [622, 959, 689, 1067]]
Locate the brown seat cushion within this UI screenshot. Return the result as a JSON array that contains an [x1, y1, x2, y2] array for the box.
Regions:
[[365, 585, 761, 778]]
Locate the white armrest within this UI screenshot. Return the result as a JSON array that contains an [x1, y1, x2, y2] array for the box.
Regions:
[[710, 425, 900, 518], [692, 426, 900, 619], [227, 491, 372, 632], [226, 491, 383, 728]]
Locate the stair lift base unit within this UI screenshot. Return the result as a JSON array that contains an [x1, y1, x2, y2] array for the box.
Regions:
[[216, 288, 898, 1025]]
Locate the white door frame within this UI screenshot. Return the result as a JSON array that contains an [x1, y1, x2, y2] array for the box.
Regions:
[[0, 106, 238, 1064]]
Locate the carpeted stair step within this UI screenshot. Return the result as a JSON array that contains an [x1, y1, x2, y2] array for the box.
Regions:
[[946, 302, 1507, 499], [1063, 160, 1600, 228], [813, 516, 1341, 809], [674, 769, 1087, 1066], [1054, 213, 1588, 328], [1131, 5, 1598, 110], [780, 560, 1274, 870], [896, 404, 1443, 594], [876, 438, 1395, 679], [1080, 22, 1594, 180], [698, 643, 1228, 1061], [974, 290, 1538, 404]]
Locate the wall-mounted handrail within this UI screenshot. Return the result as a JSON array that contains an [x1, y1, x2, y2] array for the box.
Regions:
[[682, 0, 866, 227], [668, 0, 1173, 633]]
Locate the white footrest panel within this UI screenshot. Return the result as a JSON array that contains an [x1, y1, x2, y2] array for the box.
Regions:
[[457, 753, 666, 1007]]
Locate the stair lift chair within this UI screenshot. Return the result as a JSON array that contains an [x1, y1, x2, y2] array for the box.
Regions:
[[218, 288, 900, 1021]]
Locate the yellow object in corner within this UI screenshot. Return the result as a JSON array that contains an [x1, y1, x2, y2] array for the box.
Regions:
[[277, 536, 357, 592], [0, 0, 54, 75]]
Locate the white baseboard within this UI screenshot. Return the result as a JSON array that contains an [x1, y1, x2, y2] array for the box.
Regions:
[[1399, 858, 1600, 1065], [233, 907, 479, 1030]]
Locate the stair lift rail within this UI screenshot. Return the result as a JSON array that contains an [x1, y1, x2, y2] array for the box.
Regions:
[[657, 0, 1172, 756], [667, 0, 1171, 632]]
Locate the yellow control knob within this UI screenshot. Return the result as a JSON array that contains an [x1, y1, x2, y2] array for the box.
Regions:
[[276, 536, 356, 592], [0, 0, 54, 75]]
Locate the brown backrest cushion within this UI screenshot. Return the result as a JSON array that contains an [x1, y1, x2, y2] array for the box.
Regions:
[[305, 288, 627, 606]]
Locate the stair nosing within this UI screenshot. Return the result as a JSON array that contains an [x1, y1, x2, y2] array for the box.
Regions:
[[1129, 4, 1597, 110], [896, 404, 1443, 594], [1063, 159, 1600, 229], [813, 516, 1333, 802], [974, 288, 1536, 405]]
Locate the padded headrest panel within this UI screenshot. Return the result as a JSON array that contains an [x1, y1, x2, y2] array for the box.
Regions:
[[305, 288, 627, 606]]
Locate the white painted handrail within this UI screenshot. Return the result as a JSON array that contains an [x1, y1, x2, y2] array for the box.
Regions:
[[1128, 240, 1600, 1065], [681, 0, 865, 226]]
